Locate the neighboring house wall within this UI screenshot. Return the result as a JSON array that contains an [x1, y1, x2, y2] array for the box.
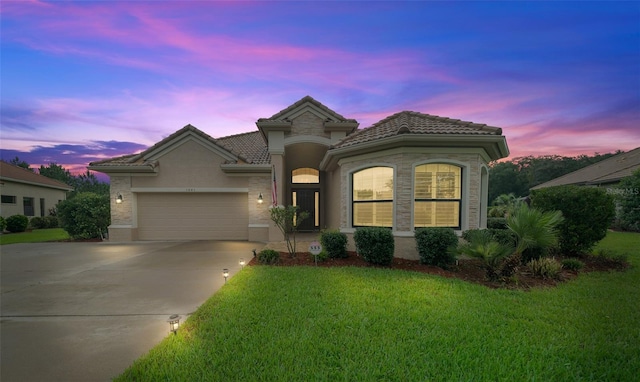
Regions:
[[1, 181, 68, 219]]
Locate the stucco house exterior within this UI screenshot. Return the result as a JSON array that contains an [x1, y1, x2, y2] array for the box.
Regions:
[[0, 160, 73, 219], [89, 96, 509, 259]]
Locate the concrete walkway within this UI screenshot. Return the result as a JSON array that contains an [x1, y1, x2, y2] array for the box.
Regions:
[[0, 240, 262, 382]]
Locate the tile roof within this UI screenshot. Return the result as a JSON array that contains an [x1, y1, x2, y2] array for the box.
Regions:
[[258, 95, 357, 124], [0, 161, 74, 190], [332, 111, 503, 148], [532, 147, 640, 189], [216, 131, 270, 164]]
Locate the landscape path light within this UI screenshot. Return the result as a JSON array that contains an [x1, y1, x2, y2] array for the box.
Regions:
[[167, 314, 182, 335], [239, 258, 246, 269], [223, 268, 229, 283]]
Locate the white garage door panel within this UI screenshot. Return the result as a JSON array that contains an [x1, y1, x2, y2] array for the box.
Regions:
[[137, 193, 248, 240]]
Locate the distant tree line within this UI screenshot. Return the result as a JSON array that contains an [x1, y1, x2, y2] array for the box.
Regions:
[[488, 152, 619, 203]]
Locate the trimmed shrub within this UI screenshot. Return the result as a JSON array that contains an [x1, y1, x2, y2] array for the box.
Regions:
[[532, 186, 615, 255], [320, 229, 348, 258], [44, 215, 59, 228], [29, 216, 47, 229], [257, 249, 280, 265], [562, 258, 584, 272], [6, 215, 29, 233], [614, 169, 640, 232], [415, 227, 458, 267], [354, 227, 394, 266], [528, 257, 563, 279], [462, 228, 516, 247], [487, 217, 507, 229], [57, 192, 110, 239], [0, 216, 6, 231]]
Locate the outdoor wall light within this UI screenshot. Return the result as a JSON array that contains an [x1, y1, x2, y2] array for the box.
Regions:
[[116, 194, 123, 204], [257, 193, 264, 204], [239, 258, 246, 269], [167, 314, 182, 335], [223, 268, 229, 283]]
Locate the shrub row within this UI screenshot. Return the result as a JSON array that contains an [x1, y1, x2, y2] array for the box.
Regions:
[[5, 215, 29, 233], [29, 216, 60, 229]]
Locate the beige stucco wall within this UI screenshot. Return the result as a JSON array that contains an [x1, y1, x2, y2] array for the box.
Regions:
[[0, 181, 68, 218]]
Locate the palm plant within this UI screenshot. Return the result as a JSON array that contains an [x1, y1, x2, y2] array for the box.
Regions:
[[506, 203, 564, 262], [455, 230, 514, 281], [488, 193, 520, 217]]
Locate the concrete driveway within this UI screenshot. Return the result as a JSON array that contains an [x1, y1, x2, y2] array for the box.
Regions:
[[0, 240, 262, 382]]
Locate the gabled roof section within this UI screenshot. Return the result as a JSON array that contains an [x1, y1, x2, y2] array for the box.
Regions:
[[532, 147, 640, 189], [259, 95, 358, 124], [333, 111, 503, 149], [0, 161, 73, 191], [89, 125, 271, 174]]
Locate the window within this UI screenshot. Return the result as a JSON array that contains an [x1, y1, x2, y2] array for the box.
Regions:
[[23, 197, 35, 216], [292, 168, 319, 184], [352, 167, 393, 227], [40, 198, 46, 217], [1, 195, 16, 204], [414, 163, 461, 229]]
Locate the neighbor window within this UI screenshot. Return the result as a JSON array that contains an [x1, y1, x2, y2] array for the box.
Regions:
[[292, 168, 319, 184], [414, 163, 461, 229], [1, 195, 16, 204], [23, 197, 35, 216], [352, 167, 393, 227], [40, 198, 46, 217]]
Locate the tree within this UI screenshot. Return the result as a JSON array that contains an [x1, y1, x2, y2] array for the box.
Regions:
[[9, 156, 32, 171], [72, 170, 109, 196], [269, 205, 309, 258], [39, 163, 74, 186], [615, 169, 640, 232]]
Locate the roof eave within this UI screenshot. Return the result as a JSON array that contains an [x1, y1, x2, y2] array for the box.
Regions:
[[87, 164, 158, 174], [0, 176, 74, 191], [320, 134, 509, 171]]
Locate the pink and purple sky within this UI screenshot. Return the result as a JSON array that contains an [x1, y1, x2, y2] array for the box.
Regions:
[[1, 1, 639, 176]]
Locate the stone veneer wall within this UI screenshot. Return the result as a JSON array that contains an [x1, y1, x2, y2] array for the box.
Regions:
[[108, 175, 137, 241], [338, 151, 486, 260], [248, 175, 272, 241], [287, 111, 330, 138]]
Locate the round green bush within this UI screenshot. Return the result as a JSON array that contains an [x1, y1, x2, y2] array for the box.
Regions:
[[6, 215, 29, 233], [320, 229, 348, 258], [57, 192, 110, 239], [29, 216, 46, 229], [354, 227, 394, 266], [532, 186, 615, 255], [258, 249, 280, 265], [415, 227, 458, 267], [561, 258, 584, 272], [44, 215, 59, 228]]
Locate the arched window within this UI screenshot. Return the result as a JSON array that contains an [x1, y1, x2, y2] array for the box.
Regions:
[[414, 163, 461, 229], [352, 167, 393, 227], [292, 168, 319, 184]]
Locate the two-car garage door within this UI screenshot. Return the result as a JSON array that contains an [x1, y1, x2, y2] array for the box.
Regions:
[[137, 193, 248, 241]]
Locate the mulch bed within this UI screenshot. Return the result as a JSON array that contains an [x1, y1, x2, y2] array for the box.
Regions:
[[249, 251, 629, 290]]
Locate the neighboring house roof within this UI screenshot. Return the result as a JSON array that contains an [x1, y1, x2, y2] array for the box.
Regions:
[[0, 161, 74, 191], [333, 110, 503, 149], [531, 147, 640, 189]]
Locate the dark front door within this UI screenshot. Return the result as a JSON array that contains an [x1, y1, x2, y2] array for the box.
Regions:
[[293, 189, 318, 232]]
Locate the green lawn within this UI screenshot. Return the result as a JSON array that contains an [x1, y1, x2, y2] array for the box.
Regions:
[[0, 228, 70, 245], [117, 231, 639, 381]]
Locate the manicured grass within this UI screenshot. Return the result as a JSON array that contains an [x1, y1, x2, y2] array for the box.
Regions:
[[116, 232, 640, 381], [0, 228, 70, 245]]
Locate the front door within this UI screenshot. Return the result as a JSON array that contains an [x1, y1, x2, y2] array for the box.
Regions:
[[292, 189, 319, 232]]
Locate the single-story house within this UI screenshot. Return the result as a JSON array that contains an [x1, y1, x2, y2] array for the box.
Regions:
[[0, 160, 73, 219], [531, 147, 640, 191], [89, 96, 509, 259]]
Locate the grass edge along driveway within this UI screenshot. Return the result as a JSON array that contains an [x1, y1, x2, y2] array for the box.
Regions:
[[116, 231, 639, 381]]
